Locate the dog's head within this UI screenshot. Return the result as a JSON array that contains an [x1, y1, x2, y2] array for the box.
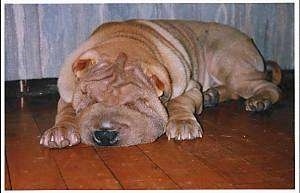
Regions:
[[58, 50, 169, 146]]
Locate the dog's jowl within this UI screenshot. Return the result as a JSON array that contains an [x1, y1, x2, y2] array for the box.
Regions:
[[40, 20, 281, 148]]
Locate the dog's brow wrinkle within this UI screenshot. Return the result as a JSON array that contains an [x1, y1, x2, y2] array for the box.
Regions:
[[112, 81, 141, 90], [84, 73, 114, 83], [91, 63, 112, 74]]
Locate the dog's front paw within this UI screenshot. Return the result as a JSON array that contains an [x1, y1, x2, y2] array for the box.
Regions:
[[245, 95, 272, 112], [40, 125, 81, 148], [165, 117, 203, 140]]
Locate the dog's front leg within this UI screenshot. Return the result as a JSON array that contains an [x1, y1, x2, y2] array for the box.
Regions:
[[40, 98, 80, 148], [166, 82, 203, 140]]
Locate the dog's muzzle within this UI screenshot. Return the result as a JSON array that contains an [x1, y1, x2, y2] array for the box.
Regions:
[[93, 129, 119, 146], [78, 101, 168, 146]]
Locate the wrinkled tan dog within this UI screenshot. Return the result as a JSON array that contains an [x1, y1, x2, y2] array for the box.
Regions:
[[40, 20, 281, 148]]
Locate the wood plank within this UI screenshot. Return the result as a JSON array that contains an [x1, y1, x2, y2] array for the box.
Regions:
[[5, 101, 66, 189], [194, 98, 294, 187], [96, 145, 179, 189], [200, 97, 294, 158], [202, 118, 283, 160], [233, 182, 285, 189], [243, 152, 294, 172], [178, 136, 269, 185], [264, 169, 295, 188], [234, 169, 295, 189], [180, 123, 268, 184], [5, 159, 12, 190], [138, 136, 231, 189], [51, 147, 122, 189]]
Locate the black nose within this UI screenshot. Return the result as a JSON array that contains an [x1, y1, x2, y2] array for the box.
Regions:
[[93, 129, 119, 146]]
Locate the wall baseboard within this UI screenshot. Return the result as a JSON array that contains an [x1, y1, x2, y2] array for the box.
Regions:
[[5, 78, 58, 99]]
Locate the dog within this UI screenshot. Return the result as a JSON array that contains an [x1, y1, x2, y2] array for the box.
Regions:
[[40, 19, 281, 148]]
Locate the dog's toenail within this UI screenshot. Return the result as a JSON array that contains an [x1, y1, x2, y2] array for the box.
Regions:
[[61, 139, 70, 147]]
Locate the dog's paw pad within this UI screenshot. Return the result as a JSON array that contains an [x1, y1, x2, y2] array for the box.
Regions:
[[40, 126, 81, 148], [166, 118, 203, 140], [203, 88, 220, 108], [245, 96, 272, 112]]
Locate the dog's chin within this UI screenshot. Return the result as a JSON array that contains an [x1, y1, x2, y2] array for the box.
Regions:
[[77, 102, 167, 146]]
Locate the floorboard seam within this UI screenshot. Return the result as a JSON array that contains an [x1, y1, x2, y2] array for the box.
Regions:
[[51, 154, 69, 190], [176, 142, 235, 186], [92, 147, 125, 189], [136, 145, 182, 189], [5, 152, 12, 190]]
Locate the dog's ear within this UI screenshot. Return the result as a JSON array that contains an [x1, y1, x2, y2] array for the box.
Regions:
[[58, 49, 100, 103], [72, 58, 95, 78], [72, 50, 100, 79], [150, 74, 165, 97]]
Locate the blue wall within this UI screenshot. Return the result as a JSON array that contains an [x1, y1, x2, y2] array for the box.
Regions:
[[5, 3, 294, 80]]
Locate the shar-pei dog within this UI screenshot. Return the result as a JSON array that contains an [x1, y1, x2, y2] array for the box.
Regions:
[[40, 20, 281, 148]]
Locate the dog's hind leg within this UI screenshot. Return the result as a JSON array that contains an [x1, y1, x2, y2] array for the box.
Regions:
[[40, 98, 81, 148], [228, 77, 281, 112], [242, 80, 281, 112]]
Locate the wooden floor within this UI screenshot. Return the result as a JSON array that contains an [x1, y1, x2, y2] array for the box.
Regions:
[[5, 76, 295, 190]]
